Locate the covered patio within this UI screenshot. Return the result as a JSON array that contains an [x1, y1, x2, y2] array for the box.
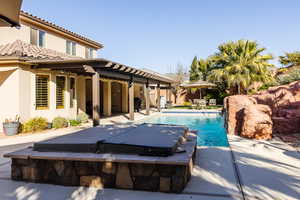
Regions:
[[30, 58, 175, 126]]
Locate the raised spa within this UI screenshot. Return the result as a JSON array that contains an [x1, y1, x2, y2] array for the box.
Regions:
[[5, 124, 197, 193]]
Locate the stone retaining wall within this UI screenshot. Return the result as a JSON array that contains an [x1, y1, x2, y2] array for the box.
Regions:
[[11, 153, 195, 193]]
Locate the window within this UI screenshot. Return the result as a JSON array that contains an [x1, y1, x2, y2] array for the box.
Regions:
[[36, 75, 49, 110], [66, 40, 76, 56], [70, 77, 76, 108], [66, 41, 71, 55], [72, 42, 76, 56], [56, 76, 66, 109], [30, 28, 37, 45], [38, 30, 45, 47], [85, 47, 94, 58], [30, 28, 46, 47]]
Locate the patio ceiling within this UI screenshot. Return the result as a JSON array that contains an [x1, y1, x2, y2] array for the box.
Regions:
[[29, 58, 175, 85], [0, 0, 22, 27]]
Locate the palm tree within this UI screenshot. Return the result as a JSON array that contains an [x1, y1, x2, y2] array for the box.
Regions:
[[208, 40, 274, 95]]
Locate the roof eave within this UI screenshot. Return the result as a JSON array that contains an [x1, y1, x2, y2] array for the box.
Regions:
[[20, 11, 103, 49], [27, 58, 174, 84]]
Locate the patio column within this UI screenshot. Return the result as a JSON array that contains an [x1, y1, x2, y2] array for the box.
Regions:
[[166, 88, 170, 102], [103, 80, 112, 116], [145, 83, 150, 115], [122, 82, 128, 113], [157, 83, 161, 112], [92, 72, 100, 126], [129, 80, 134, 120], [168, 84, 172, 103]]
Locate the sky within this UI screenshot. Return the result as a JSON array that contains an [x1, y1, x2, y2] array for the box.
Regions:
[[22, 0, 300, 73]]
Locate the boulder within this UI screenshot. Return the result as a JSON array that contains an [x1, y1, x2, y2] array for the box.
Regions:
[[225, 80, 300, 138], [224, 95, 257, 135], [240, 104, 273, 140]]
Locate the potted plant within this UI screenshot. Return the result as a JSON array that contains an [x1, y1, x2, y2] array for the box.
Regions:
[[3, 115, 20, 136]]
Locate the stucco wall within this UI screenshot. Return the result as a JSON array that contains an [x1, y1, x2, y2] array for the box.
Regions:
[[0, 66, 84, 132], [0, 67, 20, 132], [0, 25, 30, 45], [0, 23, 97, 58]]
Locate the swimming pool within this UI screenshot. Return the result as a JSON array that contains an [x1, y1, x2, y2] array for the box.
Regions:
[[143, 113, 229, 147]]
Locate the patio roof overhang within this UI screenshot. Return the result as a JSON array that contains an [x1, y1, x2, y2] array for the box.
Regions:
[[0, 0, 23, 27], [29, 58, 175, 85]]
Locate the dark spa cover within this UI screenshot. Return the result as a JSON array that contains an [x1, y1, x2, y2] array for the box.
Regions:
[[33, 123, 188, 156]]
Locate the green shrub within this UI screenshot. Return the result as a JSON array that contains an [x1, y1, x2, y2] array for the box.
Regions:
[[23, 117, 48, 133], [52, 117, 68, 129], [76, 112, 89, 123], [69, 119, 81, 127], [277, 69, 300, 85]]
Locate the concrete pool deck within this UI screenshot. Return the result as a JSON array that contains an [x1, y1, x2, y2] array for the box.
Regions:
[[228, 135, 300, 200], [0, 109, 300, 199]]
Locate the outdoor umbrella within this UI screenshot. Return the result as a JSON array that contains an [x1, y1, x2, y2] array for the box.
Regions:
[[0, 0, 23, 27], [180, 80, 216, 99]]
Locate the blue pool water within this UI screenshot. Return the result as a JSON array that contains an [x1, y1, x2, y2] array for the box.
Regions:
[[143, 114, 229, 147]]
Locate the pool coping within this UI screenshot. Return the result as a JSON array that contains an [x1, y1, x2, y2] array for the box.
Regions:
[[161, 109, 222, 114]]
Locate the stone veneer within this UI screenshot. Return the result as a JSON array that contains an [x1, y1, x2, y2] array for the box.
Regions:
[[11, 152, 195, 193]]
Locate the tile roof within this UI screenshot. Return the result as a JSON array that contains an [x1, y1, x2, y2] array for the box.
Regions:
[[0, 41, 174, 84], [0, 40, 81, 60], [20, 11, 103, 49]]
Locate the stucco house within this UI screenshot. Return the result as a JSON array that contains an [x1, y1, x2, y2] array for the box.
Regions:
[[0, 11, 174, 132]]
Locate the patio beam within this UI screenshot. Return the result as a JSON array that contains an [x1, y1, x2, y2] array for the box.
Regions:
[[92, 71, 101, 126]]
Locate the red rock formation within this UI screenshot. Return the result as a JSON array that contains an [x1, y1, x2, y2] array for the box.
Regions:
[[224, 95, 256, 135], [240, 104, 273, 140], [225, 80, 300, 139]]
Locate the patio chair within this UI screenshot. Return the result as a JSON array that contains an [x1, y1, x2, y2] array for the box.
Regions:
[[209, 99, 217, 106], [196, 99, 207, 109], [193, 99, 200, 104]]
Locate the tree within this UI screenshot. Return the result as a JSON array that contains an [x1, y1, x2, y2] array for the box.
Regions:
[[207, 40, 274, 95], [169, 63, 187, 103], [189, 56, 200, 81], [189, 56, 212, 81], [279, 51, 300, 66]]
